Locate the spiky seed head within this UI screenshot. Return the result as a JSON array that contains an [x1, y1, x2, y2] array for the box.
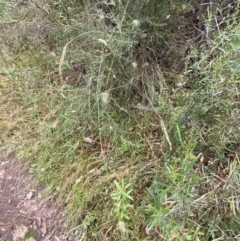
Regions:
[[132, 62, 138, 69], [132, 19, 140, 28]]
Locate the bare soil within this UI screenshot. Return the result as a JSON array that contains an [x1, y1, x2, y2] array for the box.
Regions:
[[0, 154, 74, 241]]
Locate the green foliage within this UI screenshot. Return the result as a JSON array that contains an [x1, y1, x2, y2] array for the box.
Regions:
[[0, 0, 6, 17], [110, 179, 134, 221], [145, 132, 202, 239], [185, 226, 205, 241], [185, 23, 240, 157], [24, 230, 36, 240], [1, 0, 240, 240]]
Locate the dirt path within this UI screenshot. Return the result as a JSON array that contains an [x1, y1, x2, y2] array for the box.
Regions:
[[0, 154, 75, 241]]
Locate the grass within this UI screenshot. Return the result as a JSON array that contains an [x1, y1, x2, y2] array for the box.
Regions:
[[24, 230, 36, 240], [1, 0, 240, 240]]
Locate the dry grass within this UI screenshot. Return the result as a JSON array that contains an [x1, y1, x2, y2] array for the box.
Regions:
[[1, 1, 240, 240]]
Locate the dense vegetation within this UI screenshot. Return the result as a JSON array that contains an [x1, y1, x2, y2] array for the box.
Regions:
[[0, 0, 240, 240]]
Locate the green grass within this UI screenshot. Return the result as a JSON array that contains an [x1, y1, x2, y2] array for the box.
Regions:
[[24, 230, 36, 240], [1, 1, 240, 240]]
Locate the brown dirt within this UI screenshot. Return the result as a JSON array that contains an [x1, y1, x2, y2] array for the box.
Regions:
[[0, 154, 75, 241]]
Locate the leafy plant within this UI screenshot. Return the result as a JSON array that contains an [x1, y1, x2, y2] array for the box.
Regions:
[[185, 226, 205, 241], [144, 123, 203, 238], [110, 179, 134, 221]]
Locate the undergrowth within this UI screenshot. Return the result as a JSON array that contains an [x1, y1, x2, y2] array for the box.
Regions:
[[0, 0, 240, 240]]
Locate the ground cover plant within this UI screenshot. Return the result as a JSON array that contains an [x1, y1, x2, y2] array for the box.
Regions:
[[0, 0, 240, 240]]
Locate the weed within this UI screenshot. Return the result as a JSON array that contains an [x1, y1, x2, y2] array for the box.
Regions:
[[111, 179, 134, 221], [110, 179, 134, 238], [24, 230, 36, 240], [145, 130, 202, 239]]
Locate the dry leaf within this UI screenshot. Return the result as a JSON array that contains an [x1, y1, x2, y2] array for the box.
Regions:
[[26, 191, 33, 200], [78, 149, 84, 154], [145, 226, 150, 235], [98, 38, 107, 46], [88, 168, 101, 176], [84, 137, 94, 144], [75, 176, 82, 184], [52, 119, 59, 128]]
